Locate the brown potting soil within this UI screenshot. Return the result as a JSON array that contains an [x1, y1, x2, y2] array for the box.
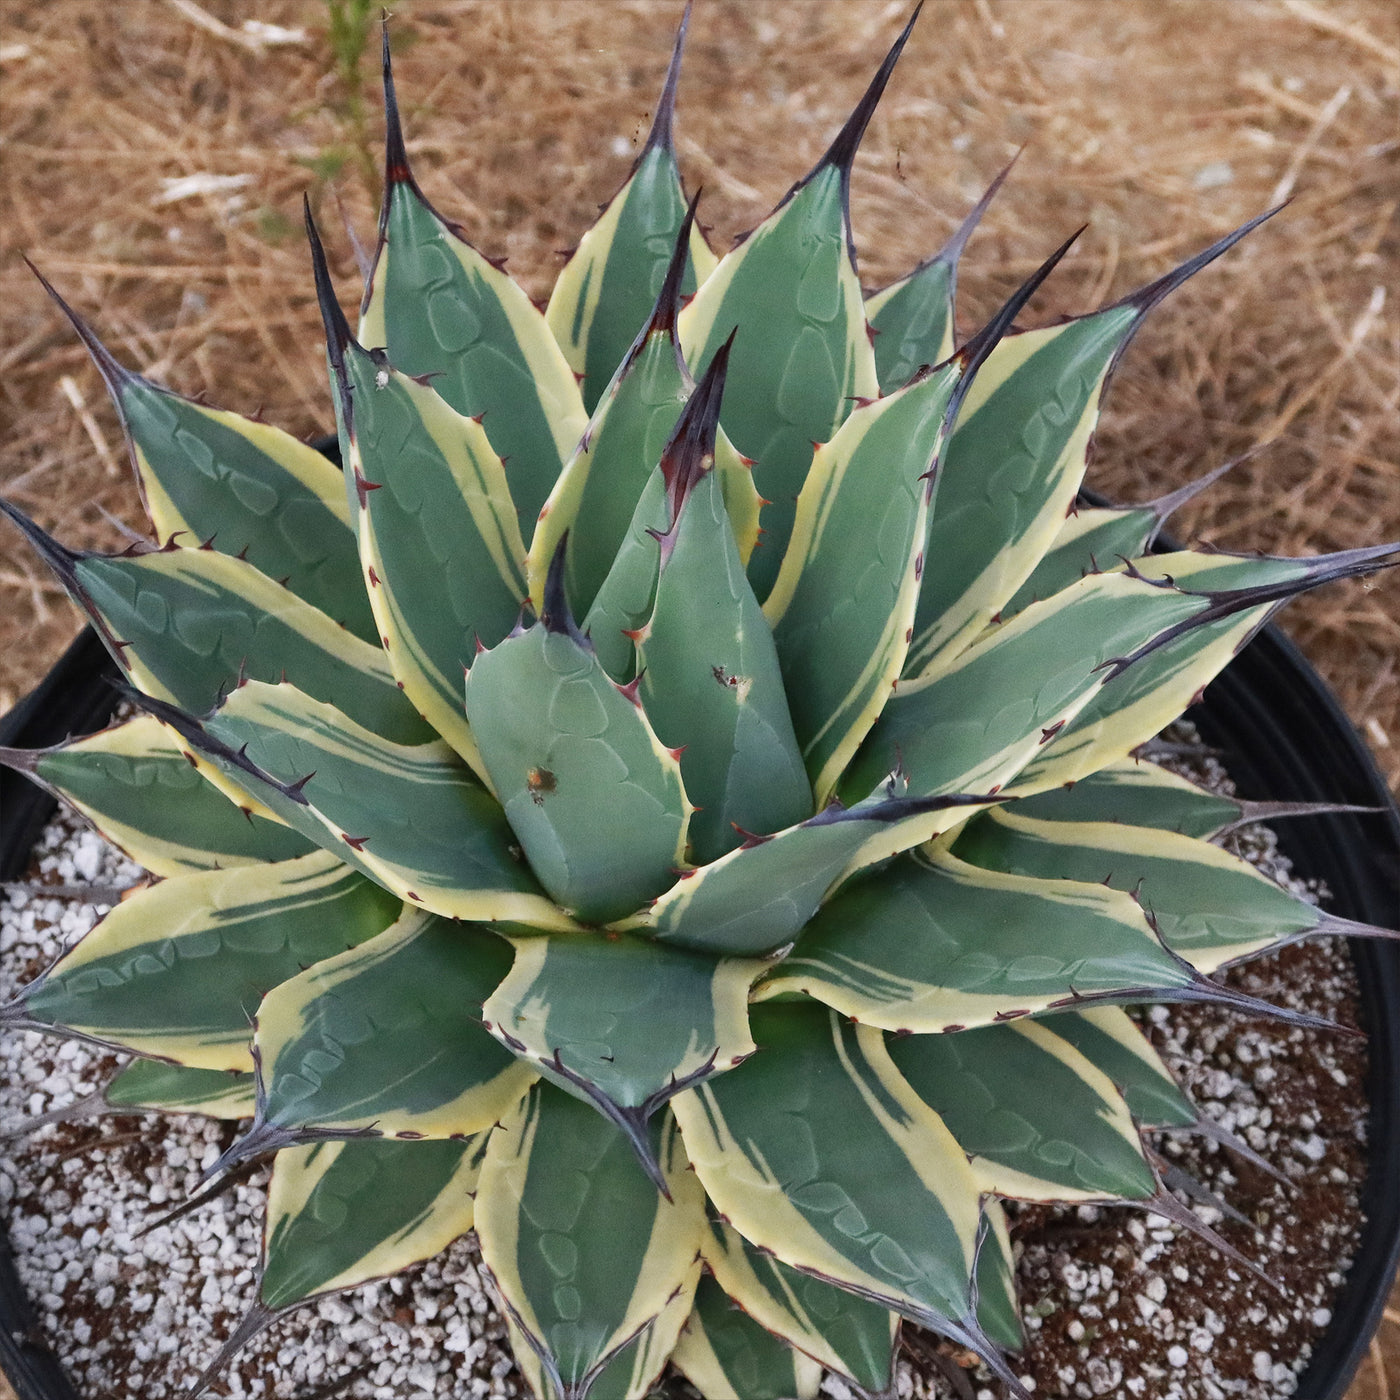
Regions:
[[0, 1, 1396, 1394]]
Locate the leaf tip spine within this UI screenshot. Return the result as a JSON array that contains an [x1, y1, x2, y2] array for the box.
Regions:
[[812, 2, 922, 190], [1112, 205, 1285, 322], [304, 198, 360, 421], [638, 0, 691, 163], [23, 255, 138, 399], [380, 15, 414, 191]]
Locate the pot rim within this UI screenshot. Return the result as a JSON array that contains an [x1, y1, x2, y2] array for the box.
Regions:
[[1, 614, 1396, 1400]]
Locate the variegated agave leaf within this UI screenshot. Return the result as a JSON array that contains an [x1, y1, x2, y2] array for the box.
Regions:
[[3, 7, 1398, 1400]]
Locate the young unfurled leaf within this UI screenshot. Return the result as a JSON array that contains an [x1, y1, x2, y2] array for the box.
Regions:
[[0, 502, 430, 746], [27, 261, 376, 642], [1037, 1007, 1197, 1130], [105, 1059, 256, 1120], [579, 414, 764, 690], [261, 1134, 487, 1309], [573, 353, 764, 694], [359, 42, 588, 539], [671, 1273, 822, 1400], [161, 680, 574, 929], [761, 842, 1194, 1031], [671, 1003, 1018, 1381], [545, 6, 716, 413], [888, 1019, 1157, 1203], [700, 1218, 898, 1393], [251, 909, 534, 1144], [531, 194, 702, 617], [676, 8, 922, 599], [309, 212, 527, 773], [907, 212, 1279, 678], [20, 852, 400, 1069], [635, 348, 811, 863], [475, 1085, 705, 1400], [1015, 543, 1400, 793], [582, 469, 670, 683], [531, 325, 690, 620], [465, 556, 690, 924], [482, 931, 762, 1180], [0, 714, 313, 877], [953, 807, 1395, 972]]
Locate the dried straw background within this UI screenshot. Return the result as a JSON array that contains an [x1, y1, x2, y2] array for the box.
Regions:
[[0, 1, 1396, 1396]]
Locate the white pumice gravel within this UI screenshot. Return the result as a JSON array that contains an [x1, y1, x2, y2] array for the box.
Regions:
[[1, 809, 521, 1400], [0, 722, 1370, 1400]]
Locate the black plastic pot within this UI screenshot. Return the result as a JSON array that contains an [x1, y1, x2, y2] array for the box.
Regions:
[[2, 619, 1398, 1400]]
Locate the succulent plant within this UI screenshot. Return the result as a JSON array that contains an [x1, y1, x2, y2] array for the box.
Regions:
[[2, 7, 1398, 1400]]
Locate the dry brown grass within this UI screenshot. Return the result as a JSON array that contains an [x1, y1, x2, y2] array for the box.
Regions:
[[0, 0, 1396, 1393]]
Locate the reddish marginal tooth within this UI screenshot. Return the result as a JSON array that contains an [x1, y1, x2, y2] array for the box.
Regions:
[[904, 627, 913, 642], [668, 744, 687, 762], [354, 470, 383, 508], [406, 890, 422, 901], [621, 626, 646, 642], [914, 552, 924, 581], [1039, 720, 1066, 744], [341, 833, 370, 850], [617, 676, 644, 705], [367, 566, 380, 587], [941, 1024, 966, 1034]]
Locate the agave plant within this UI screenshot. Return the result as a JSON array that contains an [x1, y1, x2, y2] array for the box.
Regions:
[[2, 7, 1397, 1400]]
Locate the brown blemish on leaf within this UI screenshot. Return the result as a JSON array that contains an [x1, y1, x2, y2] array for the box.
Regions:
[[526, 766, 556, 804]]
